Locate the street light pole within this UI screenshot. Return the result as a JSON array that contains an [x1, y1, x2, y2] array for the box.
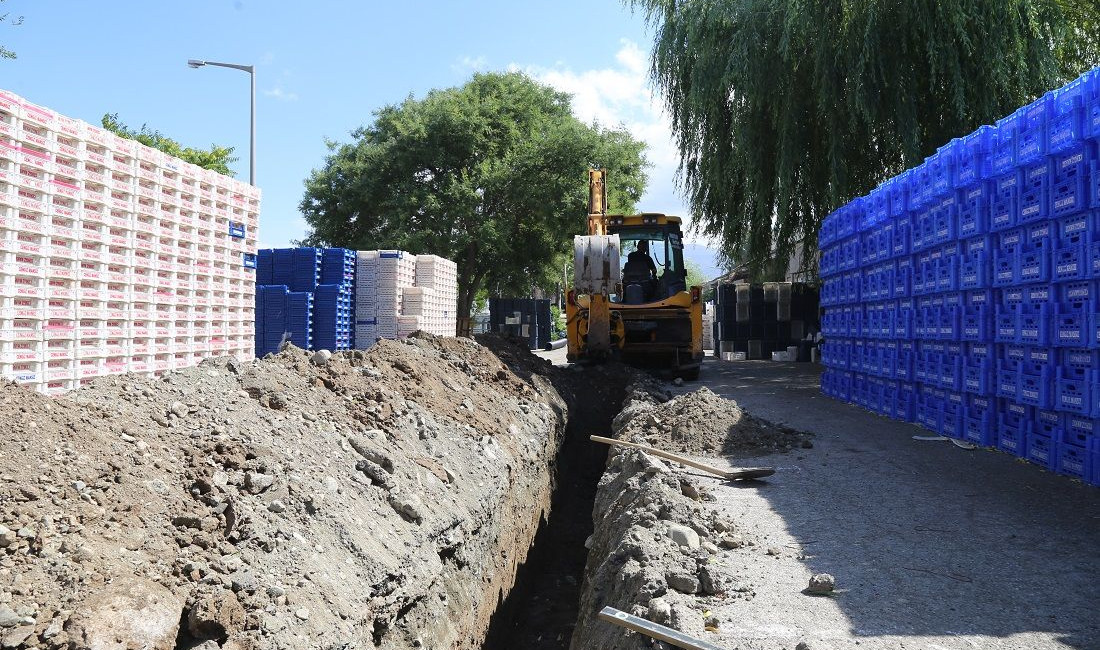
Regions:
[[187, 59, 256, 186]]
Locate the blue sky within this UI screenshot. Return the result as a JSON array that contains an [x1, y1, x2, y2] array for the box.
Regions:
[[1, 0, 712, 255]]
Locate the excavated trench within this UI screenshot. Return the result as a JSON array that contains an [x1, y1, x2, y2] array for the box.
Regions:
[[481, 364, 629, 650]]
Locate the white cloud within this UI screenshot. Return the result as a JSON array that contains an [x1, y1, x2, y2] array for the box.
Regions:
[[452, 55, 489, 74], [514, 40, 714, 246], [263, 86, 299, 102]]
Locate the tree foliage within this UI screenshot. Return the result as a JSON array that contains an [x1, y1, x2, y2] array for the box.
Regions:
[[0, 0, 22, 61], [632, 0, 1100, 278], [300, 71, 648, 318], [101, 113, 237, 176]]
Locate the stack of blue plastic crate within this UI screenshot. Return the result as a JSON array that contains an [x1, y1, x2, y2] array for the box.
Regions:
[[820, 67, 1100, 486], [321, 248, 356, 349], [286, 291, 314, 350], [312, 284, 352, 350], [256, 284, 289, 357], [253, 248, 356, 354]]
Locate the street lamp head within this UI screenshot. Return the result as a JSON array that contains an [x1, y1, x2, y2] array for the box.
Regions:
[[187, 59, 206, 68]]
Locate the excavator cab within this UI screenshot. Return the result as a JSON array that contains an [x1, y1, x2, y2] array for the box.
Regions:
[[616, 223, 687, 305]]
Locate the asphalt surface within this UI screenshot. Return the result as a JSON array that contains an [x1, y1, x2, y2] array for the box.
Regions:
[[670, 356, 1100, 650]]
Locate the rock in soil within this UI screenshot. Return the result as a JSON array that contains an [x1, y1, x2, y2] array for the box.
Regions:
[[807, 573, 836, 595]]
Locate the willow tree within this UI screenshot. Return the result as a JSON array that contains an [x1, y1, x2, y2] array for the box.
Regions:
[[632, 0, 1100, 277]]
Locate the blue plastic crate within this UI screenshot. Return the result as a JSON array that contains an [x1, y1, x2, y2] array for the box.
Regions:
[[909, 162, 934, 210], [930, 140, 960, 197], [1056, 368, 1092, 415], [1026, 433, 1058, 470], [1089, 438, 1100, 486], [864, 185, 890, 230], [1061, 279, 1099, 304], [958, 182, 991, 237], [1054, 301, 1091, 347], [916, 389, 943, 432], [1016, 93, 1053, 165], [960, 305, 991, 342], [991, 110, 1022, 175], [1049, 145, 1095, 217], [992, 250, 1016, 287], [962, 355, 993, 393], [998, 227, 1027, 254], [989, 194, 1018, 233], [1016, 243, 1051, 285], [1089, 240, 1100, 279], [941, 397, 965, 439], [887, 173, 911, 218], [1057, 211, 1099, 247], [1018, 303, 1051, 346], [1057, 442, 1091, 480], [1017, 161, 1051, 225], [819, 210, 839, 248], [1051, 71, 1097, 152], [1018, 368, 1053, 408], [890, 214, 911, 258], [1053, 244, 1089, 281], [242, 253, 257, 269], [228, 221, 246, 238], [894, 382, 917, 421], [958, 126, 995, 186], [997, 418, 1029, 457], [996, 362, 1019, 400], [968, 341, 995, 361]]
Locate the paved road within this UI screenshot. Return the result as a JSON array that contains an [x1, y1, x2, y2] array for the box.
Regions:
[[674, 356, 1100, 650]]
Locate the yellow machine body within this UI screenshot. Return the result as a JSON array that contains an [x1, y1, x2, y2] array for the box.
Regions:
[[566, 170, 704, 379]]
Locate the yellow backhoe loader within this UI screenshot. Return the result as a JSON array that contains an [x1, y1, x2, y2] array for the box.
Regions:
[[565, 169, 703, 379]]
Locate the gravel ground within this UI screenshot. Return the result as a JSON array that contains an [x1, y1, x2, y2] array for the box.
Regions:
[[667, 357, 1100, 650]]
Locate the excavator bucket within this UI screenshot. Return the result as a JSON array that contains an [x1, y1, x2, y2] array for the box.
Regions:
[[573, 234, 620, 294]]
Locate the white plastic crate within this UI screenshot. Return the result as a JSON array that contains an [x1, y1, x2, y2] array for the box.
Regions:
[[76, 356, 104, 378], [129, 337, 153, 355], [44, 358, 75, 381], [1, 358, 41, 384], [0, 295, 42, 320], [0, 273, 44, 299], [42, 319, 75, 340], [0, 338, 43, 364]]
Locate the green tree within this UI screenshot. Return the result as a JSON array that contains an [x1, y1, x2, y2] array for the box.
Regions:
[[300, 71, 648, 318], [684, 259, 704, 290], [632, 0, 1100, 278], [0, 0, 22, 61], [101, 113, 237, 176]]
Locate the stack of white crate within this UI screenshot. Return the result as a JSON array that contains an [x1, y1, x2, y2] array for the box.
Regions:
[[412, 254, 458, 337], [0, 88, 259, 395], [355, 251, 457, 342], [355, 250, 416, 342]]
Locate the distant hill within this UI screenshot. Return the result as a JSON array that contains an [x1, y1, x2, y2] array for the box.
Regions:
[[683, 243, 726, 281]]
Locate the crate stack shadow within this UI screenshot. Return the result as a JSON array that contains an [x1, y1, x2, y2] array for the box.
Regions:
[[819, 67, 1100, 486], [712, 282, 819, 360]]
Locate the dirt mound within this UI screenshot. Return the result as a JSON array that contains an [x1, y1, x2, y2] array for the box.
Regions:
[[615, 385, 808, 456], [0, 334, 569, 650], [571, 384, 810, 650]]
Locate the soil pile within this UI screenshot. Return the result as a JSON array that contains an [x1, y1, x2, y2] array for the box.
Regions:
[[615, 385, 808, 456], [0, 333, 568, 650], [571, 383, 812, 650]]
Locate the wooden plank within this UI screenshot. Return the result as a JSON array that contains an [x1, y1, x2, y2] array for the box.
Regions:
[[589, 435, 775, 481], [597, 606, 730, 650]]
